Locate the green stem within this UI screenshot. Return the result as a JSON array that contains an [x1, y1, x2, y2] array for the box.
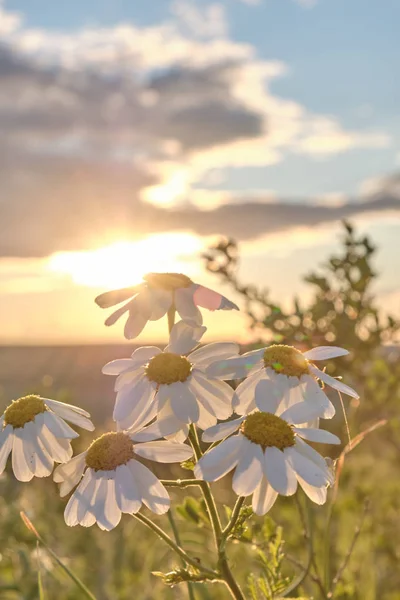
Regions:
[[189, 427, 245, 600], [133, 513, 218, 579], [221, 496, 245, 544], [161, 479, 204, 488]]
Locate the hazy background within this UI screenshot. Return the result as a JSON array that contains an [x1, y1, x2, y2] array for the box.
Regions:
[[0, 0, 399, 346]]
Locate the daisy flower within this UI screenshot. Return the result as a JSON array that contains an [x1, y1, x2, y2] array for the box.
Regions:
[[207, 344, 359, 420], [0, 395, 94, 482], [102, 321, 239, 440], [194, 401, 340, 516], [53, 431, 193, 530], [95, 272, 239, 339]]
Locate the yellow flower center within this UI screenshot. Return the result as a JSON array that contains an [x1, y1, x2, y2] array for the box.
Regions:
[[85, 432, 135, 471], [143, 272, 193, 291], [263, 344, 309, 378], [4, 395, 46, 429], [240, 412, 296, 450], [145, 352, 192, 385]]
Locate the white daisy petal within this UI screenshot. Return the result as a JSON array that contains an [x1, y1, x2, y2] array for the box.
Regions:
[[130, 346, 162, 366], [263, 447, 297, 495], [114, 367, 144, 393], [194, 435, 243, 481], [293, 427, 341, 445], [102, 359, 136, 376], [76, 470, 98, 527], [115, 463, 141, 513], [148, 289, 172, 321], [44, 400, 94, 431], [129, 460, 170, 515], [252, 478, 278, 516], [202, 417, 244, 443], [284, 447, 330, 487], [196, 400, 218, 431], [188, 343, 240, 367], [23, 422, 54, 477], [54, 452, 87, 497], [43, 412, 79, 439], [190, 372, 233, 420], [113, 378, 156, 424], [166, 320, 206, 355], [130, 402, 183, 441], [37, 422, 73, 464], [104, 301, 132, 327], [42, 399, 91, 418], [0, 424, 13, 473], [232, 369, 264, 415], [92, 473, 121, 531], [303, 346, 349, 361], [65, 468, 93, 527], [134, 441, 193, 463], [279, 402, 324, 425], [301, 376, 336, 419], [175, 287, 203, 326], [297, 476, 328, 504], [12, 428, 34, 482], [170, 383, 199, 424], [293, 437, 333, 479], [95, 284, 142, 309], [232, 440, 263, 496], [206, 351, 264, 380], [124, 311, 149, 340], [309, 365, 359, 399], [254, 379, 283, 414]]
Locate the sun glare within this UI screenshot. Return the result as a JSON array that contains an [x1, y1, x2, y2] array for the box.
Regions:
[[47, 233, 204, 289]]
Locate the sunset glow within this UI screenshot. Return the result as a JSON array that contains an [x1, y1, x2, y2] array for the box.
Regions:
[[47, 233, 204, 289]]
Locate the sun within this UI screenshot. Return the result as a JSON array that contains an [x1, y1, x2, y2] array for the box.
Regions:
[[47, 233, 204, 289]]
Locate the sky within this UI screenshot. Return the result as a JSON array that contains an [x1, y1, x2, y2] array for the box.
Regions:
[[0, 0, 399, 345]]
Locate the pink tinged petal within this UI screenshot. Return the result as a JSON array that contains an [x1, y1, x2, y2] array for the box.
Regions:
[[252, 478, 278, 516], [64, 469, 94, 527], [284, 448, 330, 487], [194, 435, 243, 482], [43, 412, 79, 439], [148, 289, 172, 321], [190, 371, 233, 419], [309, 365, 359, 399], [124, 311, 148, 340], [54, 452, 88, 497], [134, 441, 193, 463], [0, 424, 13, 473], [279, 401, 324, 425], [297, 477, 328, 505], [254, 379, 283, 414], [188, 342, 239, 368], [37, 421, 73, 464], [95, 284, 143, 309], [293, 427, 341, 445], [301, 376, 336, 419], [263, 447, 297, 496], [201, 417, 244, 443], [113, 377, 156, 424], [115, 463, 141, 514], [12, 428, 34, 481], [303, 346, 349, 361], [129, 460, 170, 515], [232, 440, 264, 496], [76, 470, 98, 527], [44, 400, 94, 431], [102, 359, 136, 376], [166, 320, 206, 355], [175, 287, 203, 326], [170, 383, 199, 424], [193, 285, 239, 311]]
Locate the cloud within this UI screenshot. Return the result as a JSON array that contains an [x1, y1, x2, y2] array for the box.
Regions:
[[0, 2, 394, 257]]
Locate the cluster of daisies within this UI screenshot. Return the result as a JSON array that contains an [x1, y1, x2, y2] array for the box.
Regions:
[[0, 273, 358, 530]]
